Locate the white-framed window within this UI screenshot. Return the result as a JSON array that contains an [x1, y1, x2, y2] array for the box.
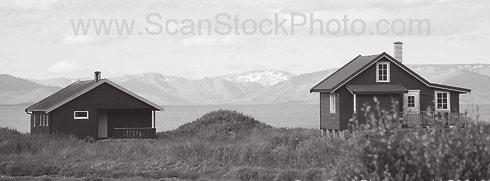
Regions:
[[330, 93, 336, 113], [376, 62, 390, 82], [435, 91, 450, 111], [407, 96, 415, 107], [74, 111, 89, 119]]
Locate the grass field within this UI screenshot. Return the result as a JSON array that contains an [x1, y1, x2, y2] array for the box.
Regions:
[[1, 110, 490, 180]]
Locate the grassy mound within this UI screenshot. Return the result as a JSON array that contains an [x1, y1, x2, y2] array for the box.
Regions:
[[164, 110, 272, 141]]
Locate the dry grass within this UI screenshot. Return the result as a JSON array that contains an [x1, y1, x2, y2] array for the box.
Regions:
[[0, 110, 489, 180]]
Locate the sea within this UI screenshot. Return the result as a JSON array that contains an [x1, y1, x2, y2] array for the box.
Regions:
[[1, 104, 488, 133], [0, 104, 319, 133]]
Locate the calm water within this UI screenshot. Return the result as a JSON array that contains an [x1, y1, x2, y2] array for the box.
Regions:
[[0, 104, 319, 133], [2, 104, 488, 133]]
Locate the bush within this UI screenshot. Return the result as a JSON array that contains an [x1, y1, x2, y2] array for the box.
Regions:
[[276, 169, 300, 181], [230, 167, 277, 181], [302, 168, 324, 181], [336, 122, 490, 180], [0, 161, 59, 176]]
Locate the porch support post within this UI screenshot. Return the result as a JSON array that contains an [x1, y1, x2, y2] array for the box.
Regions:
[[353, 93, 357, 114], [153, 111, 156, 128]]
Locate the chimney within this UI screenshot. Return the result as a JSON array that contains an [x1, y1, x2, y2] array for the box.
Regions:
[[394, 41, 403, 63], [94, 71, 101, 82]]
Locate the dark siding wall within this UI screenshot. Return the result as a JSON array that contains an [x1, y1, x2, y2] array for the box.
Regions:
[[51, 108, 95, 138], [450, 91, 459, 113], [50, 83, 155, 138], [338, 86, 353, 130], [320, 92, 340, 129], [348, 57, 435, 112]]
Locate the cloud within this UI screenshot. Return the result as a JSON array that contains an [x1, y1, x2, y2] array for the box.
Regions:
[[0, 0, 61, 10], [182, 36, 217, 47], [181, 35, 248, 47], [58, 34, 128, 45], [48, 60, 81, 74], [59, 35, 95, 45]]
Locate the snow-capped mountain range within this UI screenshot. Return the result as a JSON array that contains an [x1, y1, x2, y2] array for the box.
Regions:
[[220, 70, 294, 86], [1, 64, 490, 105]]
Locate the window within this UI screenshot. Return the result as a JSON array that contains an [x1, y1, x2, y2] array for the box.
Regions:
[[407, 96, 415, 107], [329, 93, 336, 113], [74, 111, 89, 119], [435, 91, 450, 111], [376, 62, 390, 82]]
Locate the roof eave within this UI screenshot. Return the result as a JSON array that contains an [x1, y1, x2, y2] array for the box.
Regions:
[[309, 55, 363, 92], [330, 53, 387, 92], [430, 83, 471, 93], [331, 53, 436, 93], [310, 88, 332, 93], [25, 80, 82, 113], [36, 79, 164, 113]]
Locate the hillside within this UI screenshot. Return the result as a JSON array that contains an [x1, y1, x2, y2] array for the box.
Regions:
[[0, 74, 59, 105], [164, 110, 272, 141], [3, 64, 490, 105]]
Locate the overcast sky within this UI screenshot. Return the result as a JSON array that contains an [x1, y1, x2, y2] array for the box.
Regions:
[[0, 0, 489, 79]]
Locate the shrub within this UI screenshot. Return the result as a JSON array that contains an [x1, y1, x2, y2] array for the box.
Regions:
[[302, 168, 324, 181], [276, 169, 300, 181], [230, 167, 276, 181], [336, 122, 490, 180]]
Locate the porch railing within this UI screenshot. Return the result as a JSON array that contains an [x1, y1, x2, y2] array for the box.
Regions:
[[112, 128, 156, 139], [400, 111, 468, 128]]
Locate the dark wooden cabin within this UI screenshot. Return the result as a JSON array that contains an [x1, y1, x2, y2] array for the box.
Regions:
[[310, 42, 471, 133], [25, 71, 163, 139]]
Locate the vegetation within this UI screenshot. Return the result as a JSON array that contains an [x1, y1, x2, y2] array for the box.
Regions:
[[1, 110, 490, 180]]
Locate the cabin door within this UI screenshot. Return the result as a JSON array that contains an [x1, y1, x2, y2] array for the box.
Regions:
[[98, 110, 108, 138], [403, 90, 420, 113]]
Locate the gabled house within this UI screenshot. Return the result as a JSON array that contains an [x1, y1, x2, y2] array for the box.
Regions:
[[310, 42, 471, 132], [25, 71, 163, 139]]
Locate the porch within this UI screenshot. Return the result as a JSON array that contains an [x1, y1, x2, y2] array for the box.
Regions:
[[97, 109, 158, 139], [400, 111, 469, 128], [112, 127, 156, 139], [322, 111, 470, 137]]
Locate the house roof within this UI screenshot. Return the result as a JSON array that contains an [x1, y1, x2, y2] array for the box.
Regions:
[[310, 54, 381, 92], [346, 84, 408, 94], [310, 52, 471, 93], [26, 79, 163, 113]]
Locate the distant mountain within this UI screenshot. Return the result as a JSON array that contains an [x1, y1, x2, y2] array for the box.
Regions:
[[0, 74, 60, 105], [220, 70, 294, 86], [31, 77, 77, 87], [4, 65, 490, 105], [407, 64, 490, 83], [406, 64, 490, 104], [112, 72, 268, 105]]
